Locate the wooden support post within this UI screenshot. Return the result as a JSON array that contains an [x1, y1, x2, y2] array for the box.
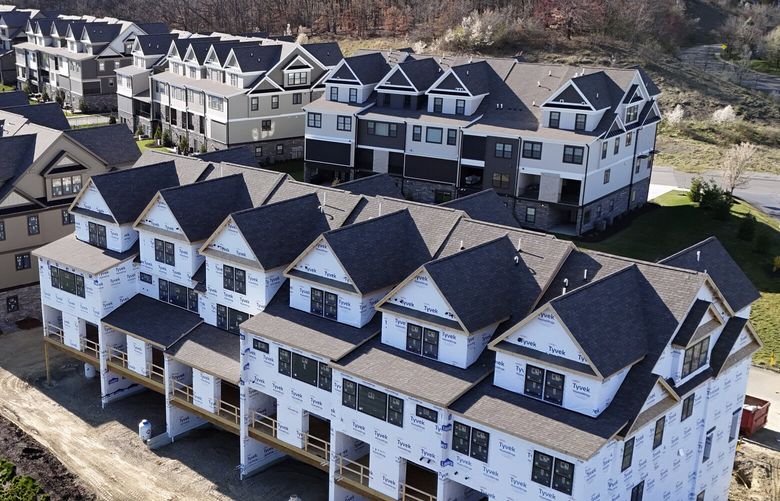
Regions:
[[44, 341, 51, 386]]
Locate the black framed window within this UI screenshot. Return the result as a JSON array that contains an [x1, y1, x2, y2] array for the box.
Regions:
[[310, 287, 323, 315], [563, 145, 584, 164], [262, 120, 272, 131], [423, 327, 439, 359], [470, 428, 489, 462], [358, 384, 387, 421], [603, 169, 611, 184], [140, 272, 152, 284], [425, 127, 443, 144], [653, 416, 665, 449], [543, 370, 564, 405], [253, 338, 269, 353], [227, 307, 249, 334], [729, 409, 740, 441], [15, 253, 31, 271], [61, 209, 74, 225], [292, 352, 319, 386], [549, 111, 560, 128], [0, 221, 4, 240], [154, 238, 175, 266], [337, 115, 352, 131], [703, 427, 715, 462], [349, 88, 357, 103], [216, 304, 227, 330], [293, 93, 302, 105], [601, 141, 608, 159], [223, 264, 234, 291], [406, 323, 422, 353], [626, 105, 638, 123], [455, 99, 465, 114], [271, 95, 279, 109], [187, 289, 198, 313], [412, 125, 422, 142], [522, 141, 542, 159], [88, 222, 107, 248], [681, 393, 695, 421], [433, 97, 443, 113], [626, 131, 633, 146], [342, 378, 357, 409], [49, 266, 85, 298], [158, 278, 169, 302], [222, 265, 246, 294], [50, 267, 60, 289], [682, 337, 710, 378], [696, 491, 705, 501], [27, 215, 39, 235], [552, 458, 574, 495], [310, 288, 337, 320], [451, 421, 489, 462], [492, 172, 510, 190], [388, 395, 404, 427], [278, 348, 291, 376], [452, 421, 471, 455], [630, 481, 644, 501], [318, 363, 332, 392], [324, 291, 338, 320], [329, 87, 338, 101], [621, 437, 635, 471], [250, 97, 259, 111], [532, 451, 553, 487], [6, 296, 19, 313], [524, 364, 545, 398], [168, 282, 188, 308], [307, 112, 321, 128], [406, 323, 439, 359], [416, 405, 438, 422], [575, 113, 586, 131], [495, 142, 513, 159], [276, 144, 284, 155], [447, 129, 457, 145]]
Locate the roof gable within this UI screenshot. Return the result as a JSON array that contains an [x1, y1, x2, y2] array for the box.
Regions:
[[379, 268, 460, 327], [137, 192, 187, 237], [379, 65, 414, 89], [328, 60, 359, 82], [203, 216, 259, 264], [547, 82, 590, 107], [71, 178, 116, 222], [429, 71, 470, 95], [288, 236, 355, 288]]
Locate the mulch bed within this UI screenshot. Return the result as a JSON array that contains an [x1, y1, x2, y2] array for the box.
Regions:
[[0, 414, 95, 500]]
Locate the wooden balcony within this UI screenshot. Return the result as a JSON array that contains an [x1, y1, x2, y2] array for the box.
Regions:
[[105, 347, 165, 394], [335, 454, 396, 501], [169, 379, 240, 435], [43, 323, 99, 365], [247, 411, 330, 471], [401, 482, 437, 501]]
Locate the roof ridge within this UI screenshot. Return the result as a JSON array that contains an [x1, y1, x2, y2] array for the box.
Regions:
[[325, 206, 411, 236], [160, 172, 243, 194], [583, 248, 704, 276], [460, 217, 558, 240], [426, 234, 509, 267], [659, 236, 719, 263], [550, 263, 641, 303], [376, 195, 462, 214], [232, 191, 318, 216]]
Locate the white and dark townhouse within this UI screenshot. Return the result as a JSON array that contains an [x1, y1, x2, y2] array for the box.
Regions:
[[305, 51, 662, 235], [1, 111, 138, 332], [15, 15, 168, 110], [0, 8, 39, 85], [149, 34, 342, 161]]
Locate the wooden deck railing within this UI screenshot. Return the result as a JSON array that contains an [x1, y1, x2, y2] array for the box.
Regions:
[[150, 363, 165, 383], [250, 410, 278, 438], [336, 455, 370, 487], [44, 323, 64, 342], [218, 399, 241, 425], [171, 379, 194, 402], [107, 346, 128, 366], [401, 483, 437, 501], [45, 323, 99, 360], [82, 337, 100, 358], [303, 432, 330, 461]]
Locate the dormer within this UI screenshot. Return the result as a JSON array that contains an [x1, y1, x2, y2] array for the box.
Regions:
[[284, 209, 431, 328], [134, 174, 253, 287], [324, 52, 389, 104], [68, 162, 180, 254], [376, 236, 528, 369], [374, 57, 441, 110], [541, 79, 600, 132], [490, 266, 651, 417], [424, 62, 488, 116], [198, 193, 335, 316], [282, 54, 313, 89]]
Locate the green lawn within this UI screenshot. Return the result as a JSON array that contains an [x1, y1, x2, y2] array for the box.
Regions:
[[136, 139, 167, 154], [749, 59, 780, 77], [267, 159, 305, 181], [0, 84, 14, 92], [577, 191, 780, 366]]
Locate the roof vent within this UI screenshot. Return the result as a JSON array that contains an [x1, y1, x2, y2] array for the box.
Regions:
[[537, 80, 541, 87], [696, 250, 701, 262], [595, 92, 599, 99], [514, 255, 520, 265], [466, 70, 469, 76], [562, 286, 567, 295], [563, 278, 569, 287], [583, 269, 588, 281], [517, 237, 521, 251], [378, 201, 382, 217], [532, 100, 536, 107], [548, 70, 552, 77], [459, 240, 465, 251]]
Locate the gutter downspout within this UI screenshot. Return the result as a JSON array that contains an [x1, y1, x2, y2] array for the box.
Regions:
[[627, 124, 640, 213], [577, 143, 591, 236]]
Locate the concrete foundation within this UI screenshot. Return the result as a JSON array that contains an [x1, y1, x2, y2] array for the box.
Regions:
[[0, 283, 41, 333]]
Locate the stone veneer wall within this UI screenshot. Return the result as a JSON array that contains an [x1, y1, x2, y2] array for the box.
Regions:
[[401, 178, 456, 204], [0, 284, 41, 333]]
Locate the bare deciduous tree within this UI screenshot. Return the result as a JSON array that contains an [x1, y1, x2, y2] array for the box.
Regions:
[[721, 142, 757, 198]]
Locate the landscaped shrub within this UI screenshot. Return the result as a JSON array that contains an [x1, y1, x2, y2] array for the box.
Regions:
[[773, 256, 780, 272], [699, 180, 729, 211], [199, 143, 207, 154], [688, 176, 704, 202], [108, 115, 116, 124], [162, 128, 173, 147], [738, 214, 756, 241], [41, 90, 49, 102], [78, 98, 89, 113], [712, 105, 738, 124], [754, 230, 770, 253], [177, 135, 188, 154]]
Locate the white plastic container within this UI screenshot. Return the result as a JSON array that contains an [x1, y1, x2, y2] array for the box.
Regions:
[[83, 363, 96, 379], [138, 419, 152, 441]]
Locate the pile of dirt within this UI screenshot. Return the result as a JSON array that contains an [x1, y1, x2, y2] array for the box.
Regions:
[[0, 414, 95, 500], [730, 441, 780, 500]]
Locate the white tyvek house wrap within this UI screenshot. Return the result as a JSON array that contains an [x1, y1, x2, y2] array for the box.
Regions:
[[127, 334, 151, 376], [384, 270, 457, 324], [204, 258, 284, 315], [140, 197, 186, 236], [61, 311, 84, 350], [100, 323, 140, 405], [192, 368, 221, 414], [503, 308, 590, 367], [239, 376, 284, 478], [166, 357, 206, 438], [288, 278, 385, 328], [292, 240, 353, 286], [138, 232, 203, 285], [74, 216, 137, 253], [74, 181, 112, 217], [206, 219, 256, 262]]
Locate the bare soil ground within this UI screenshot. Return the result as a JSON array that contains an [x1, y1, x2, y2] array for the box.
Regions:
[[730, 441, 780, 501], [0, 327, 328, 500], [0, 413, 95, 500]]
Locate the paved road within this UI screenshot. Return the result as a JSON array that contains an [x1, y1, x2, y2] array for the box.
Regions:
[[678, 44, 780, 97], [748, 366, 780, 433], [651, 165, 780, 222]]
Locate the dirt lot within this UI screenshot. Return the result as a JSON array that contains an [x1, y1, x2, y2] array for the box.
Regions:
[[731, 441, 780, 501], [0, 413, 95, 500], [0, 327, 328, 501]]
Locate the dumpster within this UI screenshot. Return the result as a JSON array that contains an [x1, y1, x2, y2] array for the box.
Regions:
[[741, 395, 770, 437]]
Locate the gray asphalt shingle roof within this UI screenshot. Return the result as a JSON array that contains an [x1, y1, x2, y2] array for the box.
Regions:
[[671, 299, 712, 347], [442, 190, 518, 228], [323, 209, 432, 294], [335, 173, 403, 198], [0, 91, 29, 109], [231, 44, 281, 73], [102, 294, 202, 348], [64, 124, 141, 166], [345, 52, 391, 85], [167, 323, 241, 383], [1, 103, 70, 130], [303, 42, 343, 67], [660, 237, 760, 313], [136, 34, 178, 56], [89, 161, 180, 224], [195, 146, 257, 167]]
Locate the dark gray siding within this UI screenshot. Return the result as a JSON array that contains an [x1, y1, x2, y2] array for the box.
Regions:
[[484, 137, 519, 195], [357, 118, 406, 150], [461, 134, 486, 160], [306, 138, 351, 165], [355, 148, 373, 171], [405, 155, 457, 184], [375, 92, 424, 110], [388, 152, 403, 176]]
